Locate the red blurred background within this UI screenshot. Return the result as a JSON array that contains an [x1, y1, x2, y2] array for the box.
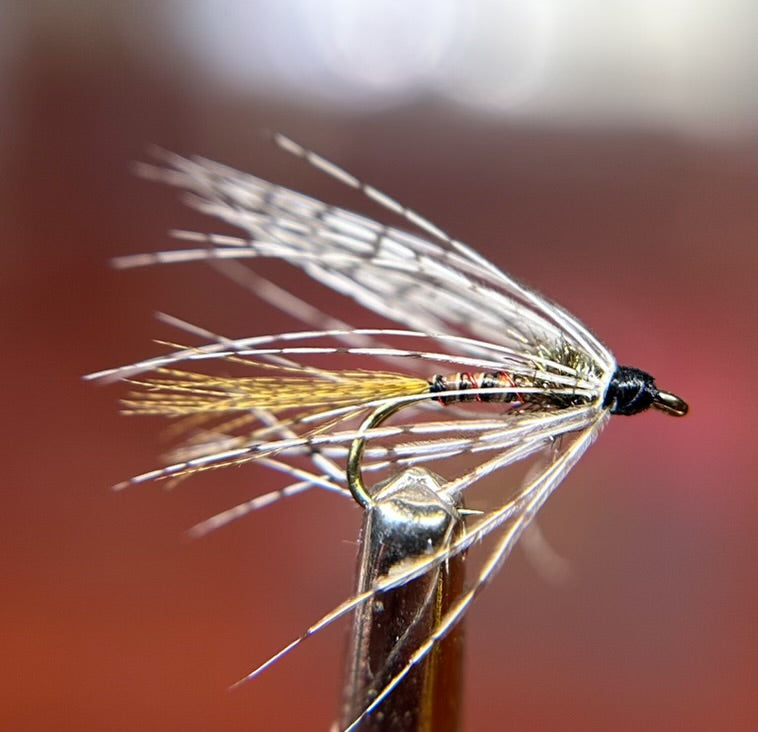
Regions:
[[2, 5, 757, 731]]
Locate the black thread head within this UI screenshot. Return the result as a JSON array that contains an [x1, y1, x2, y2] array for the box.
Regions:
[[604, 366, 688, 417]]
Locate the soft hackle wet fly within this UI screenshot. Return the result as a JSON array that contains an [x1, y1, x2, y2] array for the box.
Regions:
[[87, 134, 687, 730]]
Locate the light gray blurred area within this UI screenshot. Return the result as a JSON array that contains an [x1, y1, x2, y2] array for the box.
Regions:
[[5, 1, 758, 138]]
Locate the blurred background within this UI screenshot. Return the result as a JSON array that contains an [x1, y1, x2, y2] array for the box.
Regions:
[[2, 2, 757, 730]]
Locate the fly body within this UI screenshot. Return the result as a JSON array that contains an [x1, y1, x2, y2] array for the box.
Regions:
[[87, 135, 688, 731]]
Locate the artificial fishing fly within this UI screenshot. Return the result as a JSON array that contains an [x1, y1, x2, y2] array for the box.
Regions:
[[87, 134, 688, 730]]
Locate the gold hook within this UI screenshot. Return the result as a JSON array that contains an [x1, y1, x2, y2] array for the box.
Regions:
[[347, 401, 406, 509]]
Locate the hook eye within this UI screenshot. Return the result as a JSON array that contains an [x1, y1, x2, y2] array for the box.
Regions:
[[653, 390, 689, 416]]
